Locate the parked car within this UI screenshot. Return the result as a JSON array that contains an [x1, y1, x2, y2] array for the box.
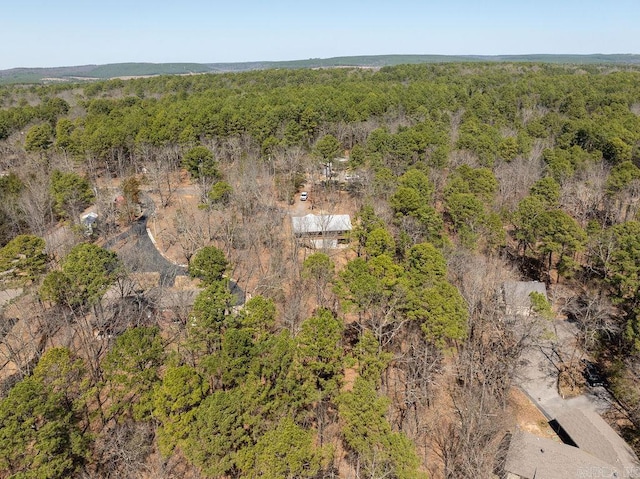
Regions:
[[300, 191, 308, 201], [582, 359, 606, 387]]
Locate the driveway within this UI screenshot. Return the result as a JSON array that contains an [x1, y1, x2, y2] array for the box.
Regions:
[[104, 194, 186, 287], [291, 189, 313, 215], [516, 318, 613, 419], [104, 194, 245, 303]]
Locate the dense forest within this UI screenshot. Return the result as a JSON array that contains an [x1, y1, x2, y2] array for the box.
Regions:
[[2, 62, 640, 478]]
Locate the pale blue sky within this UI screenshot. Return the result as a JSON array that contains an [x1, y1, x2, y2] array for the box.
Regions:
[[2, 0, 639, 69]]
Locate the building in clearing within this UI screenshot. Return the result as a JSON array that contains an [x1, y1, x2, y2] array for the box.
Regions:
[[291, 214, 352, 249]]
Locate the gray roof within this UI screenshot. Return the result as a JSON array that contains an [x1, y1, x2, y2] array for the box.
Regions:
[[81, 211, 98, 225], [502, 281, 547, 311], [554, 408, 640, 472], [504, 429, 621, 479], [291, 214, 352, 235]]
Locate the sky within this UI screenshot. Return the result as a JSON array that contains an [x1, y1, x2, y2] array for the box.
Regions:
[[2, 0, 639, 70]]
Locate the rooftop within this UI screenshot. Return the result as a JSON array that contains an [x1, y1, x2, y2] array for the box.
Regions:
[[502, 280, 547, 315], [504, 429, 621, 479], [554, 408, 640, 472], [291, 214, 352, 235]]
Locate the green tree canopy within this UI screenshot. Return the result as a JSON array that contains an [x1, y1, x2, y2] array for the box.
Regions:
[[182, 145, 220, 180], [390, 186, 423, 216], [338, 377, 422, 479], [235, 295, 277, 336], [102, 326, 165, 421], [398, 168, 434, 200], [313, 134, 342, 160], [512, 195, 547, 254], [238, 417, 327, 479], [365, 227, 396, 258], [409, 280, 468, 349], [606, 161, 640, 194], [445, 192, 486, 246], [592, 221, 640, 302], [49, 170, 95, 220], [530, 176, 561, 207], [0, 374, 88, 478], [153, 365, 208, 455], [189, 245, 228, 285], [336, 254, 408, 347], [0, 234, 48, 284], [405, 242, 447, 283], [445, 165, 498, 204], [187, 280, 234, 357], [184, 389, 251, 478], [60, 243, 120, 306], [537, 209, 587, 277], [207, 180, 233, 206], [294, 308, 344, 403], [32, 347, 88, 412], [24, 123, 54, 153]]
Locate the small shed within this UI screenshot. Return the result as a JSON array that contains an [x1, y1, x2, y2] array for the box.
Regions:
[[502, 281, 547, 316], [291, 214, 352, 248], [80, 212, 98, 235]]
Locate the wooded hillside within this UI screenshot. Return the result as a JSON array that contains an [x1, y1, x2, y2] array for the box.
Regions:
[[1, 62, 640, 478]]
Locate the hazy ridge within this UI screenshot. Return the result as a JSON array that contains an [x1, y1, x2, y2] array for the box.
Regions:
[[2, 54, 640, 84]]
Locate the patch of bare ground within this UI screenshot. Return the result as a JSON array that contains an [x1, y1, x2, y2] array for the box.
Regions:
[[342, 366, 358, 392], [143, 175, 200, 266], [144, 170, 361, 325], [0, 293, 44, 381], [509, 387, 558, 439]]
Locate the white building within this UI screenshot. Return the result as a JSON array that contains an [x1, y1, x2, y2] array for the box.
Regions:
[[291, 214, 352, 249]]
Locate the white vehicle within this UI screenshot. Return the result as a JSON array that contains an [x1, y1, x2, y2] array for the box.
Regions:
[[300, 191, 308, 201]]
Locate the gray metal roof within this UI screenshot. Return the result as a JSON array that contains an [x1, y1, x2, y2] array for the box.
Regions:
[[504, 429, 621, 479], [291, 214, 352, 235], [81, 211, 98, 225]]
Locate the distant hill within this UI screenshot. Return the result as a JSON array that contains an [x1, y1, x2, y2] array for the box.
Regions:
[[2, 54, 640, 85]]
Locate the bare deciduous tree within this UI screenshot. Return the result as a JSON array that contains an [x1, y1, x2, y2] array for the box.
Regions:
[[19, 172, 54, 236], [430, 382, 512, 479], [165, 203, 210, 264], [142, 144, 182, 208], [494, 153, 545, 212], [560, 162, 608, 226], [390, 328, 442, 437], [562, 288, 620, 352], [93, 422, 154, 479]]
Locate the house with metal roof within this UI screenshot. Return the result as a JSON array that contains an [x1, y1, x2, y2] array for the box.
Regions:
[[291, 213, 352, 249]]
